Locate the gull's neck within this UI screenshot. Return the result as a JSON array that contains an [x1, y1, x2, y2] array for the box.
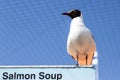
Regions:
[[71, 16, 85, 27], [69, 15, 85, 32]]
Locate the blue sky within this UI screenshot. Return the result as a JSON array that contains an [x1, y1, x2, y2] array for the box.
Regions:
[[0, 0, 120, 80]]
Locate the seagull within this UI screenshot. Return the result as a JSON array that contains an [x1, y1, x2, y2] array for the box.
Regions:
[[62, 9, 96, 66]]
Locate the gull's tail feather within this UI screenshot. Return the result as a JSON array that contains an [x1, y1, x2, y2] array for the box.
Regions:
[[92, 51, 98, 65]]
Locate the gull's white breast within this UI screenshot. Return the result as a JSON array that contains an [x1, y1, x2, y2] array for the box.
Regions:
[[67, 17, 96, 60]]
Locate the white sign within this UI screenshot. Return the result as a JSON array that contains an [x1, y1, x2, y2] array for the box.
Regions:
[[0, 65, 96, 80]]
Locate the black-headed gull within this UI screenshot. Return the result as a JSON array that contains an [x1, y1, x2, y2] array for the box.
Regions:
[[62, 9, 96, 66]]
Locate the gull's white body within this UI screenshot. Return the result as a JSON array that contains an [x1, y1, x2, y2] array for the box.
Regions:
[[67, 16, 96, 65]]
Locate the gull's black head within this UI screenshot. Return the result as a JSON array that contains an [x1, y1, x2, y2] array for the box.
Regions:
[[62, 9, 81, 19]]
